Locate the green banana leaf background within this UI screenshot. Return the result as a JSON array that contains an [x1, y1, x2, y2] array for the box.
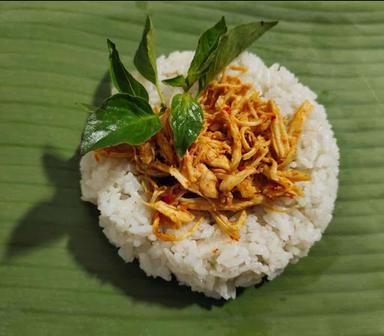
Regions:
[[1, 1, 383, 335]]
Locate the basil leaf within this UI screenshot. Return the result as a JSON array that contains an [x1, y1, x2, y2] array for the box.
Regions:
[[107, 39, 149, 101], [186, 16, 227, 89], [162, 75, 187, 90], [134, 15, 158, 86], [80, 93, 162, 154], [134, 15, 165, 105], [170, 93, 204, 157], [200, 20, 278, 90]]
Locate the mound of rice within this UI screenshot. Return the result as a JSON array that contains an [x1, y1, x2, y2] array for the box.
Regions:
[[80, 51, 339, 299]]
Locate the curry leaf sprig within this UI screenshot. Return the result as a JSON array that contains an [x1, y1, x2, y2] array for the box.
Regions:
[[80, 16, 278, 157]]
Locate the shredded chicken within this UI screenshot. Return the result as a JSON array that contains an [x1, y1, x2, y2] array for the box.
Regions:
[[94, 65, 313, 241]]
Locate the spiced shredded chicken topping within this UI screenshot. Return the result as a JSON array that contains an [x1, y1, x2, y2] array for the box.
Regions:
[[94, 66, 313, 241]]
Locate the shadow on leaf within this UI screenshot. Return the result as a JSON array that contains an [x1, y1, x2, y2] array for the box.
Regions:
[[3, 70, 231, 310]]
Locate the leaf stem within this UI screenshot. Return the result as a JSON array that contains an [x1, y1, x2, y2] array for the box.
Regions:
[[156, 81, 166, 106]]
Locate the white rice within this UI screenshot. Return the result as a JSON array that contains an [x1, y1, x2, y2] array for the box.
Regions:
[[80, 51, 339, 299]]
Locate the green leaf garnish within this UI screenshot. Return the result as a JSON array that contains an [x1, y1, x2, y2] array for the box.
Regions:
[[162, 75, 188, 91], [134, 15, 165, 105], [80, 93, 162, 154], [162, 17, 227, 92], [185, 16, 227, 90], [199, 20, 278, 90], [170, 93, 204, 157], [107, 39, 149, 101], [80, 16, 278, 157]]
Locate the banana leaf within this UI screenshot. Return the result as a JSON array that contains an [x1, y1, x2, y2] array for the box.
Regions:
[[0, 1, 383, 335]]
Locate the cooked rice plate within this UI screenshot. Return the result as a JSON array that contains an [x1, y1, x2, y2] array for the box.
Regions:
[[80, 51, 339, 299]]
